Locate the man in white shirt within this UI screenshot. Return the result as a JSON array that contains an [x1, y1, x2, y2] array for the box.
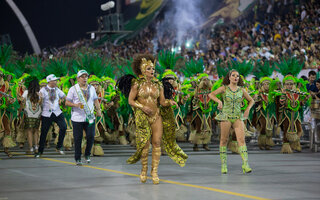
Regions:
[[36, 74, 67, 157], [65, 70, 101, 165]]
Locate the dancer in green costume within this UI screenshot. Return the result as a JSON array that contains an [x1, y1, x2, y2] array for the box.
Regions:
[[209, 69, 254, 174]]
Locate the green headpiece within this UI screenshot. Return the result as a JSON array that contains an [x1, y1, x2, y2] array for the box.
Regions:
[[283, 75, 297, 83], [259, 77, 273, 84], [101, 76, 116, 86], [88, 75, 102, 85], [296, 78, 308, 93], [58, 75, 76, 94], [161, 69, 177, 80], [16, 73, 30, 84], [196, 73, 209, 82], [39, 79, 47, 86]]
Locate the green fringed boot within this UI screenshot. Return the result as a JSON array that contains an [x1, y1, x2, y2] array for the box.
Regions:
[[219, 146, 228, 174], [239, 145, 252, 174]]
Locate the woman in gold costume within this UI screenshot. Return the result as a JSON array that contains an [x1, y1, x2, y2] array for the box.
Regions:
[[117, 54, 188, 184]]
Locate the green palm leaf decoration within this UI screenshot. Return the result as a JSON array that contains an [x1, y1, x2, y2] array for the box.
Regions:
[[253, 60, 274, 79], [216, 60, 229, 78], [74, 52, 107, 76], [158, 50, 182, 70], [0, 44, 13, 66], [45, 59, 69, 77], [117, 58, 134, 77], [230, 60, 254, 78], [276, 57, 303, 77], [182, 58, 204, 78]]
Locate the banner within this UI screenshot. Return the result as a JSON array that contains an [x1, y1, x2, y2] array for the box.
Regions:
[[94, 0, 165, 45]]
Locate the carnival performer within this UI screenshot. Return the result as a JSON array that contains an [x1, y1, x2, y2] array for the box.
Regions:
[[15, 74, 29, 149], [65, 70, 102, 165], [88, 75, 109, 156], [161, 70, 188, 142], [0, 68, 17, 157], [276, 75, 310, 153], [35, 74, 67, 157], [22, 78, 42, 155], [209, 69, 254, 174], [117, 54, 188, 184], [274, 58, 310, 153], [252, 63, 276, 150], [190, 74, 213, 151], [254, 77, 276, 150]]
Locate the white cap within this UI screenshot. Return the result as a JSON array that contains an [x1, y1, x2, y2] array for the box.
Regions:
[[46, 74, 59, 82], [77, 69, 89, 78]]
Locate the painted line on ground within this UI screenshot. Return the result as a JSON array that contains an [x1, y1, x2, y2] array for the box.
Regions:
[[10, 152, 271, 200]]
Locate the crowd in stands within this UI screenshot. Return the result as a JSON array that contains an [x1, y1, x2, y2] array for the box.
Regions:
[[38, 0, 320, 76]]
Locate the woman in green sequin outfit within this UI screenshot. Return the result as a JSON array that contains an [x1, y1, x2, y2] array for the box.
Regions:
[[126, 54, 188, 184], [209, 70, 254, 174]]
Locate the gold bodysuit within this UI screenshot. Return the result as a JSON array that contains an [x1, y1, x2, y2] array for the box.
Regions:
[[136, 78, 160, 124], [127, 77, 188, 166]]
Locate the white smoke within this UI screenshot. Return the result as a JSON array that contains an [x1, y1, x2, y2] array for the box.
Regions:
[[153, 0, 206, 52]]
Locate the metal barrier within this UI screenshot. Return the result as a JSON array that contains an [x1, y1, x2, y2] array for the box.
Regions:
[[309, 122, 320, 152]]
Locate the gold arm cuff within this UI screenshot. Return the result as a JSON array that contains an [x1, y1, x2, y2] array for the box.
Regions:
[[164, 99, 171, 106], [135, 101, 144, 109]]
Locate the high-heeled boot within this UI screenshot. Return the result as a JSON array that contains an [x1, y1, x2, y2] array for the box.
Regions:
[[239, 145, 252, 173], [151, 146, 161, 184], [219, 146, 228, 174], [140, 142, 150, 183]]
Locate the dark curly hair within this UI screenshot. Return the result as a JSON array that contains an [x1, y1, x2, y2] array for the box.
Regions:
[[132, 54, 155, 76], [222, 69, 244, 86], [27, 79, 40, 104]]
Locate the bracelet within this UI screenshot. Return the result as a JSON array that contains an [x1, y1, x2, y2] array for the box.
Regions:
[[164, 99, 170, 106], [135, 101, 144, 109]]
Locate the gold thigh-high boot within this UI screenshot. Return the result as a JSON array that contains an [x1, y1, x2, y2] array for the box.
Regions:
[[151, 146, 161, 184], [140, 142, 150, 183]]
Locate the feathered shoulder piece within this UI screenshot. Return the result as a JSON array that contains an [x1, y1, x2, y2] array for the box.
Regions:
[[268, 78, 282, 102], [162, 78, 174, 99], [116, 74, 136, 98]]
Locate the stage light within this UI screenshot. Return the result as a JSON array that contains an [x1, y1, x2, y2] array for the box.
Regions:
[[101, 1, 115, 11], [186, 41, 191, 48]]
